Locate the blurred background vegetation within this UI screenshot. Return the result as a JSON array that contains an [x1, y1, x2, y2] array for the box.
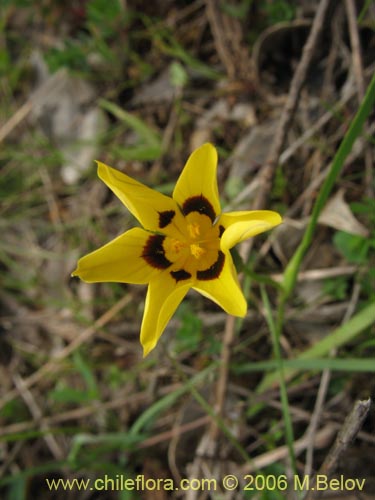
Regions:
[[1, 1, 375, 499]]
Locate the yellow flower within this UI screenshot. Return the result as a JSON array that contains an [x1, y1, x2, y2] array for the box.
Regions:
[[72, 144, 282, 356]]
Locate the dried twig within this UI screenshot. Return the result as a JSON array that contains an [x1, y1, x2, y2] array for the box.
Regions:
[[304, 398, 371, 500], [303, 370, 332, 477], [13, 374, 64, 460], [270, 265, 358, 283], [253, 0, 332, 212], [241, 425, 336, 474], [0, 70, 68, 143], [287, 117, 375, 217], [303, 282, 361, 476], [210, 0, 332, 453], [205, 0, 252, 81], [139, 415, 210, 450], [0, 382, 182, 438], [0, 295, 132, 411], [345, 0, 374, 197], [345, 0, 366, 98]]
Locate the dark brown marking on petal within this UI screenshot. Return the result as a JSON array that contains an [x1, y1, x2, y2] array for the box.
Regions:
[[158, 210, 175, 228], [142, 235, 172, 270], [197, 251, 225, 281], [170, 269, 192, 282], [218, 225, 225, 237], [182, 195, 216, 222]]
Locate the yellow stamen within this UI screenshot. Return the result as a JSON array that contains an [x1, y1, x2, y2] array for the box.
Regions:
[[188, 222, 200, 239], [167, 238, 185, 255], [173, 240, 183, 252], [190, 243, 206, 259]]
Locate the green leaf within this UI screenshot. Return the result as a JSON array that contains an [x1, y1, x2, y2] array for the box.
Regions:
[[87, 0, 122, 26], [333, 230, 370, 264], [68, 432, 144, 466], [112, 144, 162, 161], [72, 351, 99, 400], [220, 0, 254, 20], [100, 99, 163, 161], [169, 61, 188, 88], [49, 386, 92, 404], [100, 99, 161, 146], [261, 0, 296, 23], [175, 303, 202, 352], [6, 477, 26, 500]]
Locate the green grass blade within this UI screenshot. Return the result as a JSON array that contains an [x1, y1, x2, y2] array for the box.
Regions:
[[99, 99, 161, 147], [235, 357, 375, 373], [282, 71, 375, 299], [129, 363, 216, 436], [0, 461, 66, 487], [261, 286, 297, 474], [258, 301, 375, 391]]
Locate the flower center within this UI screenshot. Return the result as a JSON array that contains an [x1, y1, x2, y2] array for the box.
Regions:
[[150, 211, 225, 283], [190, 243, 206, 259], [164, 213, 215, 262]]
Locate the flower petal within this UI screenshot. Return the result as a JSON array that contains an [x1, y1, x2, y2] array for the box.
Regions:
[[193, 251, 247, 317], [173, 143, 221, 220], [72, 228, 158, 284], [141, 277, 190, 357], [97, 161, 185, 236], [219, 210, 282, 250]]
